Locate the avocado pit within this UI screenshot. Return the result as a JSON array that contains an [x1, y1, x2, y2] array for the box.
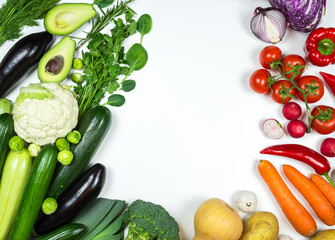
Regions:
[[46, 55, 64, 75]]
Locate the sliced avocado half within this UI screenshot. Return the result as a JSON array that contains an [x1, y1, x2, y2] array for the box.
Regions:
[[44, 3, 96, 35], [38, 36, 75, 83]]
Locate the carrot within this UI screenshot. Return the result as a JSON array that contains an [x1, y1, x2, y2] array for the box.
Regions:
[[258, 160, 317, 237], [310, 174, 335, 209], [283, 164, 335, 226]]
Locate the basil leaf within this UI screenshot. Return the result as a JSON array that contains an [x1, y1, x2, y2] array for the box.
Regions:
[[122, 80, 136, 92], [126, 43, 148, 71], [137, 14, 152, 36], [107, 94, 125, 107], [94, 0, 115, 8]]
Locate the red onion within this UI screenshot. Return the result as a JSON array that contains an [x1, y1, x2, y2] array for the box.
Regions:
[[250, 7, 287, 44]]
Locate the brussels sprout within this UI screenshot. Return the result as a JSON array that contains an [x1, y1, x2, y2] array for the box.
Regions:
[[71, 73, 83, 84], [73, 58, 84, 70], [28, 143, 41, 157], [0, 98, 13, 114], [67, 130, 81, 144], [55, 137, 70, 151], [9, 136, 24, 152], [42, 197, 58, 215], [57, 150, 73, 165]]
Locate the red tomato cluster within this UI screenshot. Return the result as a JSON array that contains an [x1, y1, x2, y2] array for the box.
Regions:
[[250, 46, 335, 136]]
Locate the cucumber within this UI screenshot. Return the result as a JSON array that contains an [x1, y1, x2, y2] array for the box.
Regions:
[[47, 106, 112, 198], [0, 148, 32, 240], [36, 223, 87, 240], [8, 144, 58, 240], [0, 113, 14, 175]]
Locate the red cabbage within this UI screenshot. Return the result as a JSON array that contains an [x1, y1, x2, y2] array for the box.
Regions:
[[268, 0, 326, 32]]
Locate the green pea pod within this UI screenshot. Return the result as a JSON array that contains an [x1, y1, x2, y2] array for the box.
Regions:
[[0, 148, 32, 240]]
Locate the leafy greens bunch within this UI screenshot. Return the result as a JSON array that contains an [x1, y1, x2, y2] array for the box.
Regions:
[[74, 4, 152, 119], [0, 0, 61, 46]]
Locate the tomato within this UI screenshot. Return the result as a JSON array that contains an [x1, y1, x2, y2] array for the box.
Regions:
[[281, 54, 306, 80], [249, 69, 270, 94], [270, 80, 296, 104], [311, 105, 335, 134], [259, 46, 282, 69], [296, 75, 324, 103]]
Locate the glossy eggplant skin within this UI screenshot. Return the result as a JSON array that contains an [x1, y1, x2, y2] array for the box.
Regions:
[[0, 31, 53, 97], [34, 163, 106, 236]]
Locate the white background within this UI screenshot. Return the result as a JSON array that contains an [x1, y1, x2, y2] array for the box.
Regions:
[[2, 0, 335, 239]]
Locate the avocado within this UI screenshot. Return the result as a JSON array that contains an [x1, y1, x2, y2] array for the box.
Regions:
[[38, 36, 75, 83], [44, 3, 96, 35]]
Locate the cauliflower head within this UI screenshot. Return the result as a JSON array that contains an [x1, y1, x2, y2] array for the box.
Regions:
[[12, 83, 79, 146]]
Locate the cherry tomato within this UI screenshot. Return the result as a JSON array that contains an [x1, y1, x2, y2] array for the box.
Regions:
[[249, 69, 270, 94], [311, 105, 335, 134], [296, 75, 324, 103], [270, 80, 296, 104], [259, 46, 282, 69], [281, 54, 306, 80]]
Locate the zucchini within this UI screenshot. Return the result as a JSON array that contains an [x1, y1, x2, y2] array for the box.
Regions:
[[34, 163, 106, 236], [0, 113, 14, 175], [0, 148, 32, 240], [36, 223, 87, 240], [8, 144, 58, 240], [47, 105, 112, 198]]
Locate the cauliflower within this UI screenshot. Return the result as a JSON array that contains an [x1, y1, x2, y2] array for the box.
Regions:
[[12, 83, 78, 146]]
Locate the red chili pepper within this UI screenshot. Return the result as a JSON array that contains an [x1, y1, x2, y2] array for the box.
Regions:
[[305, 27, 335, 67], [320, 71, 335, 97], [260, 144, 335, 186]]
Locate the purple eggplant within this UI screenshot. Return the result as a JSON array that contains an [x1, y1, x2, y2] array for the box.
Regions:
[[0, 31, 53, 97], [34, 163, 106, 236]]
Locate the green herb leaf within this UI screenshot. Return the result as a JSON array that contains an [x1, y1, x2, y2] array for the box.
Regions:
[[106, 82, 120, 94], [126, 43, 148, 71], [122, 80, 136, 92], [0, 0, 61, 46], [137, 14, 152, 36], [107, 94, 125, 107], [94, 0, 115, 9]]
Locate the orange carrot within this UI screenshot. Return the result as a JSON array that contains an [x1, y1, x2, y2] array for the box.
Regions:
[[258, 160, 317, 237], [310, 174, 335, 209], [283, 164, 335, 226]]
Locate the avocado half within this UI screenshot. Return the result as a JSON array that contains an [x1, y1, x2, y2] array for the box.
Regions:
[[44, 3, 96, 35], [38, 36, 75, 83]]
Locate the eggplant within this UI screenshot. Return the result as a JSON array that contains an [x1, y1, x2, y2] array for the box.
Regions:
[[0, 31, 53, 97], [34, 163, 106, 236]]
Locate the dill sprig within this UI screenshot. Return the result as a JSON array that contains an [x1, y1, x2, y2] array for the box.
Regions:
[[0, 0, 61, 46], [76, 0, 136, 51]]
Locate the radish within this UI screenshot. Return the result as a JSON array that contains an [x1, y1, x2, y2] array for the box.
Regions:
[[262, 119, 284, 139], [282, 102, 302, 120], [320, 138, 335, 157], [287, 120, 306, 138]]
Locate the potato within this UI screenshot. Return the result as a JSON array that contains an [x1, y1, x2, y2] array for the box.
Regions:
[[310, 229, 335, 240], [239, 211, 279, 240]]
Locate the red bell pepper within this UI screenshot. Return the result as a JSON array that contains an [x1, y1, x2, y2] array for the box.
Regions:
[[260, 144, 335, 186], [305, 27, 335, 67], [320, 71, 335, 97]]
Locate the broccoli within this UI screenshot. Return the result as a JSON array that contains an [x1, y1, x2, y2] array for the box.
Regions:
[[122, 199, 180, 240]]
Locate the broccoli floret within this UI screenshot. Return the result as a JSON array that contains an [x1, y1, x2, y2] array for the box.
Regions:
[[123, 199, 180, 240]]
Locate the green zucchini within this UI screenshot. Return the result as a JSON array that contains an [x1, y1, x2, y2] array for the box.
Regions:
[[47, 106, 112, 198], [36, 223, 87, 240], [8, 144, 58, 240], [0, 113, 14, 175], [0, 148, 32, 240]]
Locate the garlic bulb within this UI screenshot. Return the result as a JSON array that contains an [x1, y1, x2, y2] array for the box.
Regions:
[[250, 7, 287, 44], [233, 190, 258, 213]]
